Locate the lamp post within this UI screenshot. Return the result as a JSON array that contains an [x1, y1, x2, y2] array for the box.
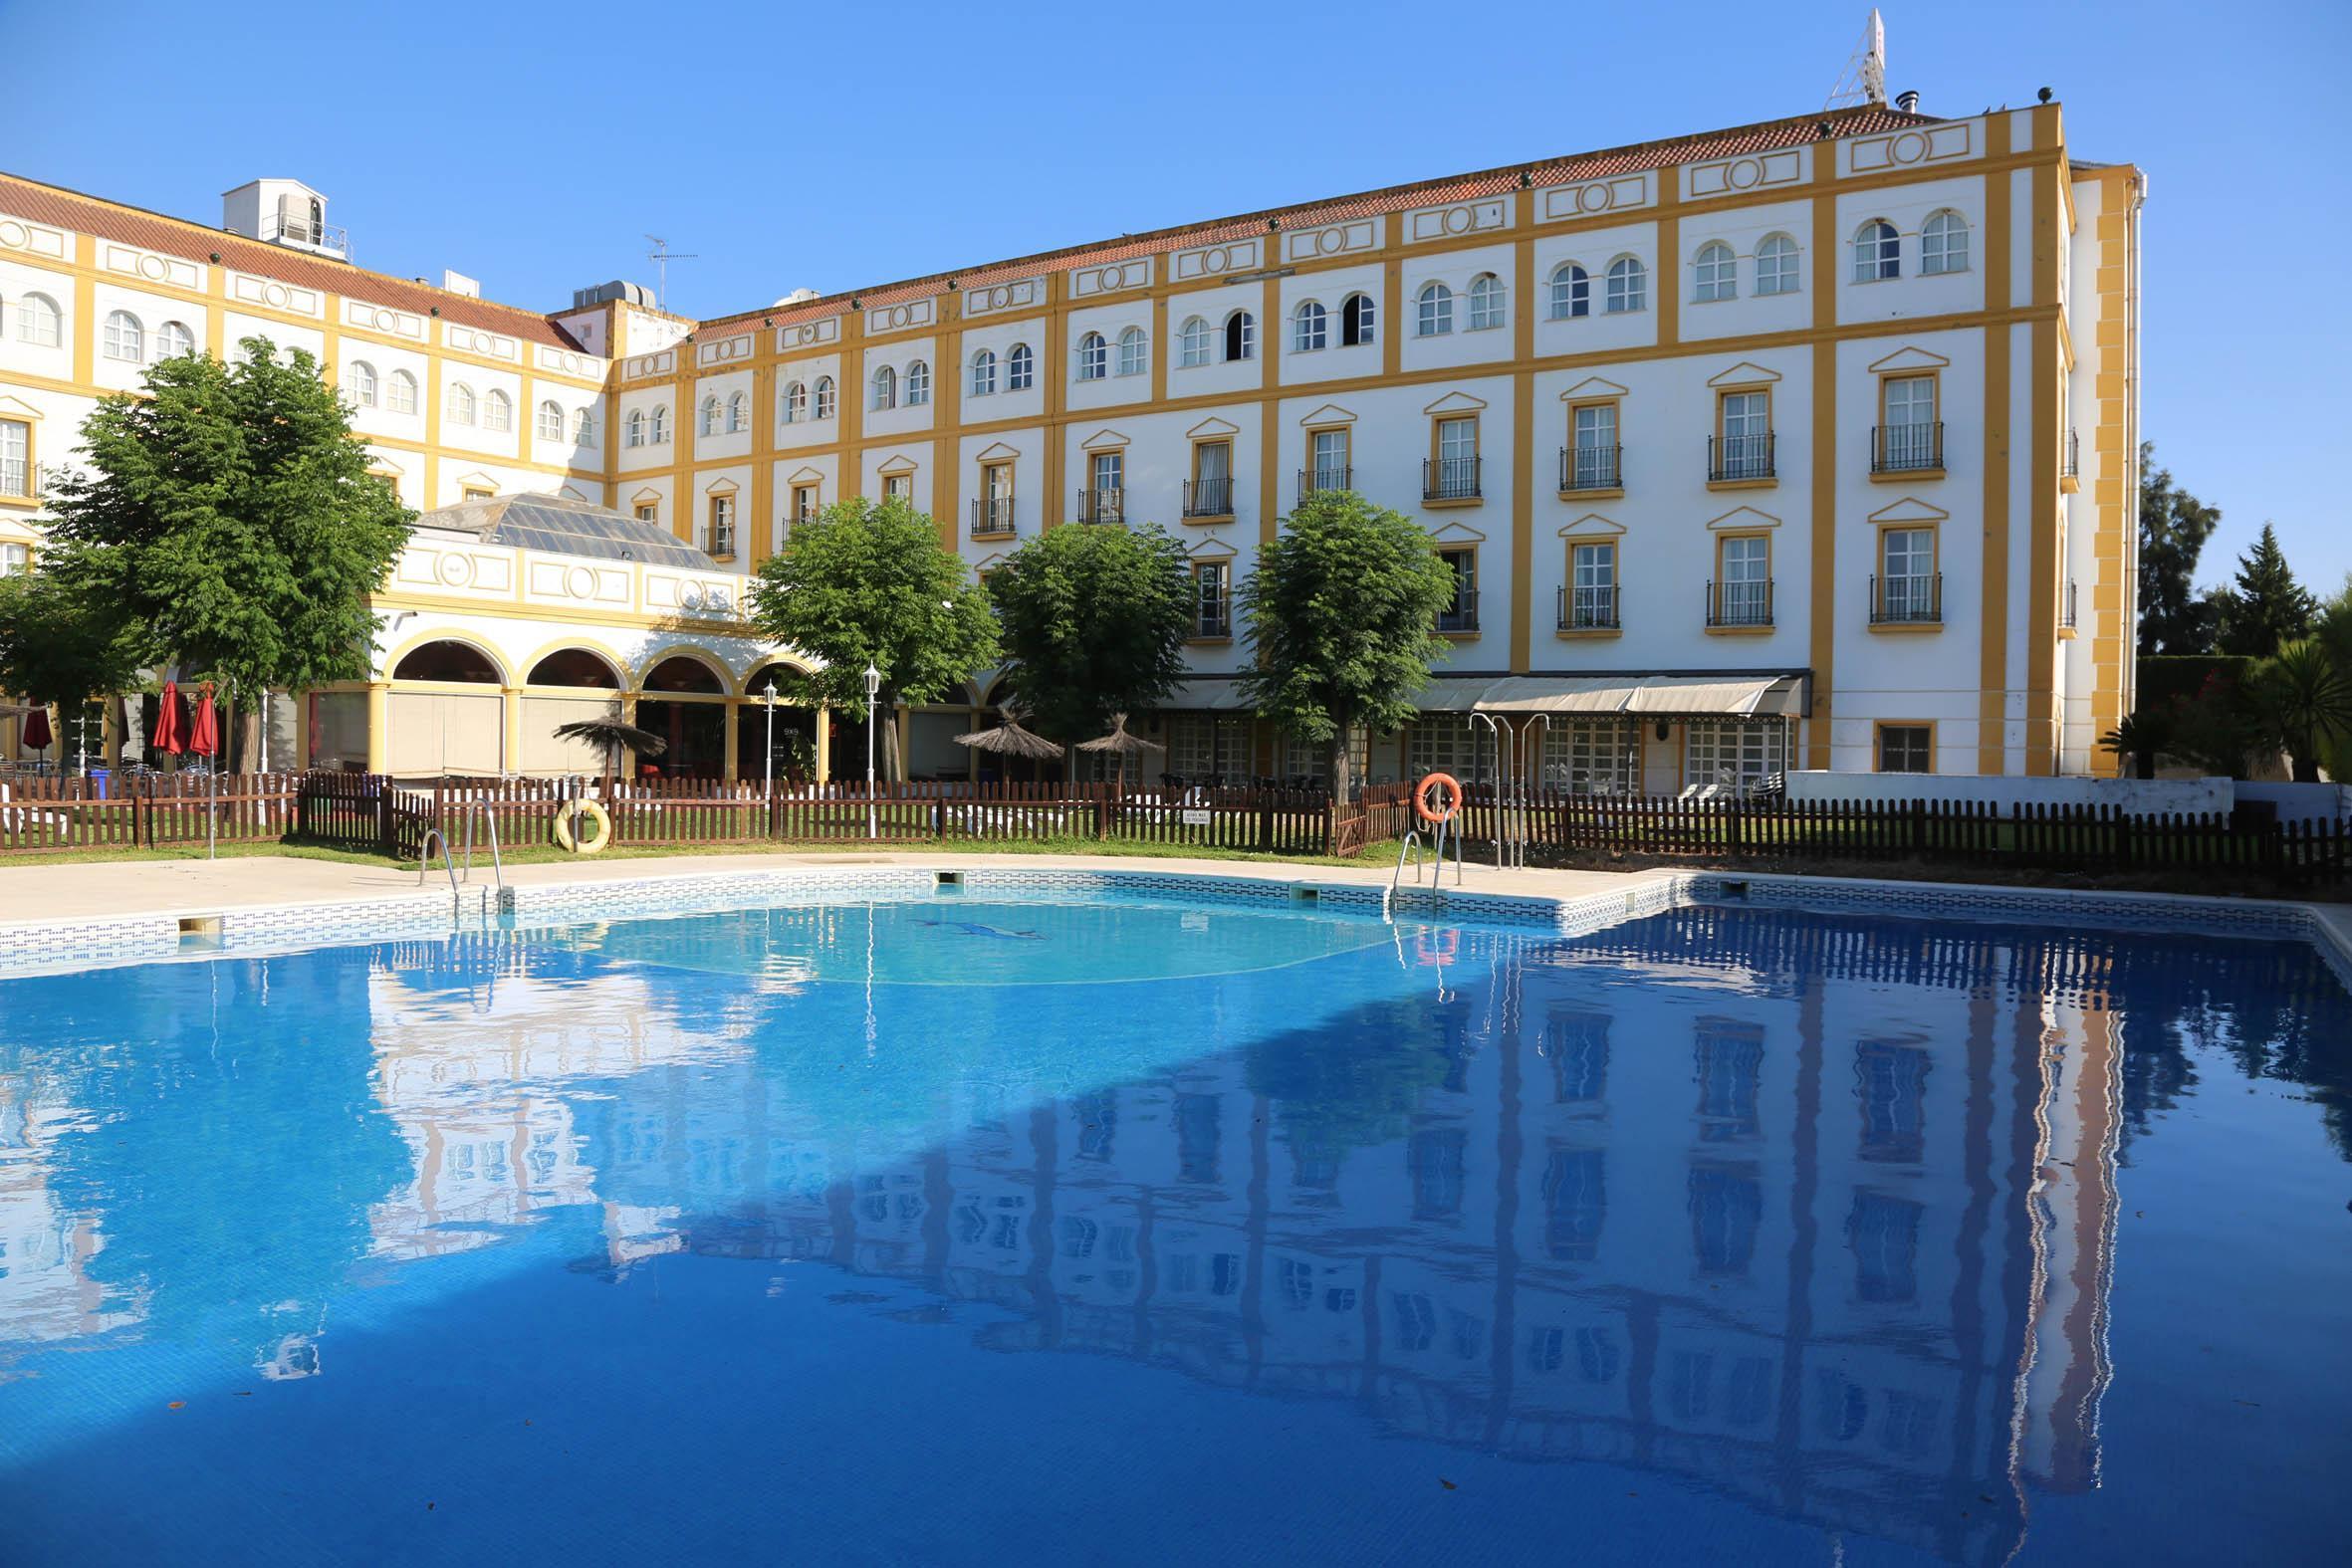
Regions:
[[862, 662, 881, 839], [762, 677, 778, 838]]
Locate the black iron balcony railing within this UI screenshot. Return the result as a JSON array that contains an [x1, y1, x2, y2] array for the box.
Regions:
[[1194, 596, 1233, 640], [1183, 476, 1234, 519], [970, 496, 1017, 537], [2063, 428, 2081, 480], [1871, 421, 1945, 474], [1436, 588, 1480, 634], [1423, 454, 1482, 502], [1708, 432, 1775, 483], [1076, 487, 1124, 525], [1558, 443, 1622, 493], [1870, 571, 1942, 625], [2062, 577, 2079, 629], [1556, 583, 1620, 631], [1706, 577, 1774, 628], [1297, 465, 1351, 504], [703, 524, 736, 559]]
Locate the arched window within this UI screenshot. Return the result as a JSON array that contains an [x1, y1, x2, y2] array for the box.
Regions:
[[1294, 300, 1327, 351], [698, 395, 721, 435], [1006, 343, 1035, 390], [1223, 310, 1255, 362], [650, 404, 670, 443], [482, 389, 512, 432], [14, 292, 61, 347], [1178, 316, 1212, 367], [1466, 273, 1506, 331], [574, 406, 597, 446], [386, 369, 418, 414], [1115, 328, 1145, 377], [1604, 257, 1646, 314], [102, 310, 141, 361], [1415, 283, 1453, 336], [727, 390, 748, 431], [1921, 210, 1970, 275], [536, 399, 563, 439], [1340, 292, 1376, 346], [392, 640, 501, 684], [1548, 263, 1589, 321], [904, 359, 930, 404], [346, 360, 379, 408], [1756, 234, 1800, 296], [814, 377, 836, 418], [625, 408, 645, 448], [447, 382, 476, 425], [154, 320, 196, 359], [871, 364, 896, 409], [1853, 219, 1900, 282], [1694, 242, 1736, 303], [781, 381, 806, 422], [1076, 331, 1107, 381], [970, 349, 996, 397]]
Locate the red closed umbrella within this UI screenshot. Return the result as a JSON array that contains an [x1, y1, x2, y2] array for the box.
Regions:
[[21, 702, 52, 757], [189, 684, 219, 761], [151, 680, 182, 756]]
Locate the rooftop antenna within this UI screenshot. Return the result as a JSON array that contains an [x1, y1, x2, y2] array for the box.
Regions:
[[643, 234, 699, 310], [1824, 8, 1888, 111]]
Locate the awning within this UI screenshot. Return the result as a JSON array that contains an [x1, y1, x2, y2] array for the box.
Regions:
[[1622, 675, 1789, 717], [1163, 678, 1256, 713], [1408, 675, 1502, 713], [1473, 676, 1645, 715], [1414, 673, 1809, 719]]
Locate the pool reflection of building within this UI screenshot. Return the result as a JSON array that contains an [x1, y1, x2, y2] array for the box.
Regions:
[[0, 1081, 142, 1345], [485, 906, 2144, 1567]]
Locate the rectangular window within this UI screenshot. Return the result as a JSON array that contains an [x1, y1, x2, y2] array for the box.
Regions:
[[1188, 439, 1233, 518], [1430, 415, 1478, 500], [1877, 724, 1933, 774], [793, 484, 819, 523], [1539, 719, 1638, 794], [1407, 716, 1487, 782], [1878, 374, 1940, 471], [0, 419, 28, 497], [1717, 390, 1771, 479], [978, 462, 1014, 534], [1566, 541, 1618, 630], [633, 503, 658, 525], [1569, 402, 1619, 490], [708, 495, 736, 555], [883, 474, 912, 502], [1310, 427, 1349, 492], [1683, 719, 1787, 793], [1437, 547, 1478, 633], [1879, 528, 1937, 621], [0, 543, 26, 575], [1090, 451, 1122, 494], [1285, 724, 1367, 784], [462, 486, 494, 502], [1167, 714, 1248, 784], [1191, 560, 1231, 639], [1715, 535, 1770, 625]]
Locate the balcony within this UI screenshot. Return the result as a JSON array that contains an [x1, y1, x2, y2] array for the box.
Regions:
[[1423, 455, 1482, 505], [1558, 443, 1622, 496], [970, 496, 1017, 539], [1870, 421, 1945, 478], [1705, 578, 1773, 630], [1076, 487, 1124, 525], [2062, 577, 2079, 631], [1182, 476, 1235, 521], [703, 524, 737, 561], [1707, 432, 1775, 487], [1297, 466, 1351, 505], [1437, 588, 1480, 635], [1556, 583, 1620, 633], [259, 211, 350, 258], [1869, 571, 1942, 627], [2062, 428, 2081, 492], [1193, 596, 1233, 641]]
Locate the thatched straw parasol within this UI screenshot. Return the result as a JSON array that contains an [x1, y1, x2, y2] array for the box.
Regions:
[[1076, 712, 1164, 790], [953, 709, 1065, 762], [554, 716, 668, 796]]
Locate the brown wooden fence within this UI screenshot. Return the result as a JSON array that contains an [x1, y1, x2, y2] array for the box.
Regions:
[[0, 771, 300, 855]]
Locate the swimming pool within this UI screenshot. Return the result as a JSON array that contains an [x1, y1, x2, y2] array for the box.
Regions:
[[1, 888, 2346, 1564]]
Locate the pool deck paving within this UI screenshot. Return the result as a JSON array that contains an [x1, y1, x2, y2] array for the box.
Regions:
[[0, 849, 1671, 930]]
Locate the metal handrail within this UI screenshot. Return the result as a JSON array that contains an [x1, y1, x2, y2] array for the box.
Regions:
[[417, 828, 462, 908], [1392, 829, 1425, 896], [459, 799, 505, 889], [1468, 712, 1509, 872]]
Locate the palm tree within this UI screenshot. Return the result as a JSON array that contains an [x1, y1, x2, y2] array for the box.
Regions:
[[553, 716, 667, 798], [2100, 711, 2172, 781], [2254, 638, 2352, 784]]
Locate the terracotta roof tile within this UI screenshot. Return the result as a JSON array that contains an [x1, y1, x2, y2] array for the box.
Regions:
[[0, 173, 586, 351], [693, 105, 1939, 337]]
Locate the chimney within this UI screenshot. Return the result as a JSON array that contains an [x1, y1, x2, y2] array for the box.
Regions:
[[442, 270, 480, 299], [1895, 89, 1921, 113]]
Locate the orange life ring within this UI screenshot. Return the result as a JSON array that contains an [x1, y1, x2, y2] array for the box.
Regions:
[[1414, 772, 1462, 824]]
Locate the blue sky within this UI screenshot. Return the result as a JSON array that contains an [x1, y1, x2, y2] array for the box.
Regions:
[[4, 0, 2345, 593]]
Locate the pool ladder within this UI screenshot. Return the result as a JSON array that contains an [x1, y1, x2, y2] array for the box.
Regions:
[[417, 802, 505, 923], [1387, 809, 1466, 914]]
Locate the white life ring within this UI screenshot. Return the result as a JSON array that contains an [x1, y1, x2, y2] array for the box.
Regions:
[[551, 798, 612, 854]]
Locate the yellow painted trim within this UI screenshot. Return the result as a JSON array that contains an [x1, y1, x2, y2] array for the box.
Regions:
[[1978, 113, 2015, 775]]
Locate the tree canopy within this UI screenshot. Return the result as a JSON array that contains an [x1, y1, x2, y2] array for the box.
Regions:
[[746, 496, 999, 779], [0, 567, 149, 712], [987, 521, 1193, 753], [1239, 490, 1456, 794], [36, 337, 412, 710], [2217, 523, 2316, 659], [2135, 442, 2224, 656]]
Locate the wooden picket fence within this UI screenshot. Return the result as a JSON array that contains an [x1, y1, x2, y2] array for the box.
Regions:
[[0, 770, 300, 855]]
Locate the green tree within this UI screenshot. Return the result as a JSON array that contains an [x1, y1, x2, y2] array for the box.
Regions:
[[2252, 638, 2352, 784], [2316, 577, 2352, 781], [746, 496, 999, 780], [1239, 490, 1456, 796], [0, 568, 150, 748], [2217, 523, 2315, 658], [36, 336, 412, 767], [2136, 442, 2224, 655], [988, 521, 1193, 757]]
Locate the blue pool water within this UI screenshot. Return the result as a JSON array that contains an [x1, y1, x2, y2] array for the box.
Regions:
[[1, 892, 2348, 1565]]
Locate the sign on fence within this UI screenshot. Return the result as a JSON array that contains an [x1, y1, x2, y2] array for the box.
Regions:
[[1180, 808, 1213, 826]]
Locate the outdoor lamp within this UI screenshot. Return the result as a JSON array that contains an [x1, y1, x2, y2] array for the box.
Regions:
[[862, 663, 881, 701]]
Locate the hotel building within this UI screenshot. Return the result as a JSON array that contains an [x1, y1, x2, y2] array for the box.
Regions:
[[0, 93, 2143, 783]]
